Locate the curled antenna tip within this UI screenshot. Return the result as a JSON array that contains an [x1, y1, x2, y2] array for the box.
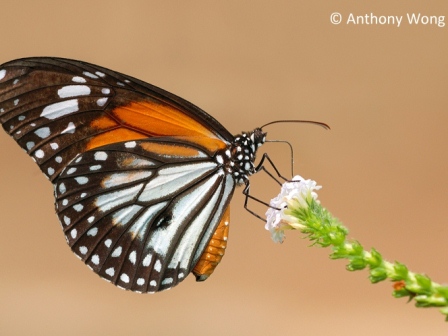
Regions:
[[260, 120, 331, 130]]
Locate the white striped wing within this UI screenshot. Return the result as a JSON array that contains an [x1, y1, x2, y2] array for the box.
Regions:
[[54, 137, 235, 292]]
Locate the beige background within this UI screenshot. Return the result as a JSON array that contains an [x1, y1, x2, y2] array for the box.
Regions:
[[1, 1, 448, 335]]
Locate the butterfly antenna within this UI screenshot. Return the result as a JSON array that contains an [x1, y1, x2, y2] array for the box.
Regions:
[[260, 120, 330, 130], [260, 119, 330, 176]]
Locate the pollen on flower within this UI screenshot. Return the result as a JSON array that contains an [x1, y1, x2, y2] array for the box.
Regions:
[[265, 175, 321, 243]]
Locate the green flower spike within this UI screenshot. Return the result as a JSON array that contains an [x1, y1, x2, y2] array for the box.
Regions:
[[265, 175, 448, 321]]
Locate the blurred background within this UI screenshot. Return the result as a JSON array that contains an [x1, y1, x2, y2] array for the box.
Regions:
[[1, 1, 447, 335]]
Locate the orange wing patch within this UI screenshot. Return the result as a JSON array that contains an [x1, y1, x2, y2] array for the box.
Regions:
[[112, 101, 218, 138], [86, 128, 148, 150], [193, 206, 230, 281], [86, 100, 228, 152], [140, 142, 204, 158]]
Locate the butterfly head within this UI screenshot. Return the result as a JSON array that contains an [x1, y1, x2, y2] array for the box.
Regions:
[[225, 128, 266, 185]]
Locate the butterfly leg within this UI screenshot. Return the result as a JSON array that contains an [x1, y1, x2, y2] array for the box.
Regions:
[[254, 153, 290, 184], [243, 153, 289, 221]]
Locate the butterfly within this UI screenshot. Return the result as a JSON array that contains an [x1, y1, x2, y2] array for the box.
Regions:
[[0, 57, 274, 293]]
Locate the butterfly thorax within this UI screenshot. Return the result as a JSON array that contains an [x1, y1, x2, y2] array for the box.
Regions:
[[221, 128, 266, 185]]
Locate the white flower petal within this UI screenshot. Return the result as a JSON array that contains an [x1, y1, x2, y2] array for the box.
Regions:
[[266, 175, 321, 243]]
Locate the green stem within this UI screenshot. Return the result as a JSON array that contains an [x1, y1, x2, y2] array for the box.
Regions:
[[286, 198, 448, 320]]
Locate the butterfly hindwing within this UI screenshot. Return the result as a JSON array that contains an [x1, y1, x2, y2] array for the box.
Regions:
[[0, 57, 232, 181], [54, 137, 235, 292]]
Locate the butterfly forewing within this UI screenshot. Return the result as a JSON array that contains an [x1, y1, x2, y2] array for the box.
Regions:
[[54, 137, 235, 292], [0, 57, 232, 181]]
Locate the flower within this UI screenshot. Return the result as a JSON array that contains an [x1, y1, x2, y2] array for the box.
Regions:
[[265, 175, 322, 243]]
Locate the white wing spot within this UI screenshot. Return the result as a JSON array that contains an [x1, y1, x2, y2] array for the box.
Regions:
[[94, 152, 108, 161], [72, 76, 86, 83], [41, 99, 79, 120], [91, 255, 100, 265], [104, 239, 112, 248], [149, 280, 157, 287], [105, 267, 115, 277], [95, 71, 105, 77], [14, 99, 19, 106], [154, 260, 162, 272], [112, 246, 122, 257], [125, 141, 136, 148], [66, 167, 77, 175], [142, 254, 152, 267], [47, 167, 55, 175], [101, 88, 110, 94], [178, 273, 184, 279], [0, 69, 6, 80], [129, 251, 137, 264], [83, 71, 99, 79], [88, 216, 95, 223], [63, 215, 71, 225], [223, 237, 228, 241], [90, 165, 101, 171], [120, 273, 130, 283], [96, 98, 108, 106], [75, 156, 83, 163], [35, 149, 45, 159], [162, 278, 173, 285], [70, 229, 77, 239], [87, 227, 98, 237], [216, 155, 224, 164], [18, 115, 25, 121], [136, 278, 145, 286], [62, 199, 68, 206], [58, 85, 91, 98], [26, 142, 35, 150], [34, 127, 51, 139], [117, 82, 125, 86], [13, 79, 19, 85], [79, 246, 88, 255], [73, 204, 84, 212], [61, 121, 76, 134], [80, 192, 87, 198], [50, 143, 59, 150], [75, 176, 89, 185], [55, 156, 63, 163]]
